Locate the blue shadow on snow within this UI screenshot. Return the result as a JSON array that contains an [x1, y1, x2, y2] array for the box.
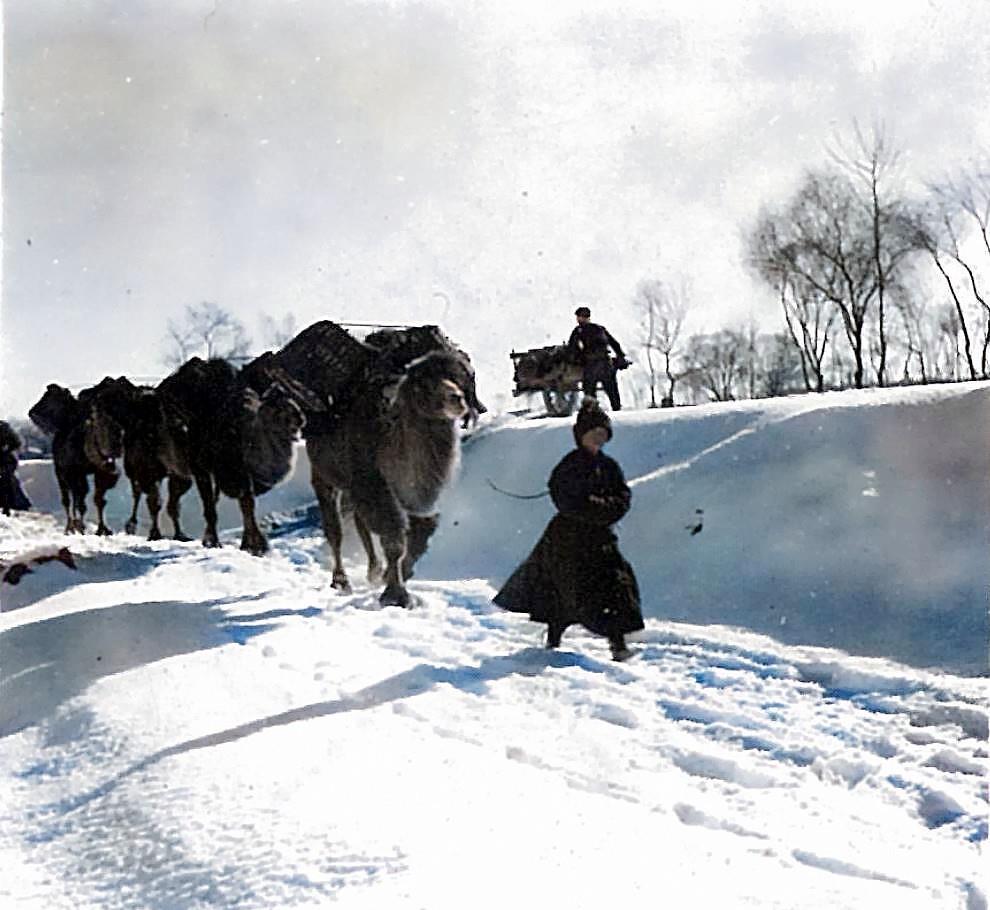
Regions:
[[0, 595, 319, 738]]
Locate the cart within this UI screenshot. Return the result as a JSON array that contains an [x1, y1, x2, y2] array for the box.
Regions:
[[509, 344, 583, 417]]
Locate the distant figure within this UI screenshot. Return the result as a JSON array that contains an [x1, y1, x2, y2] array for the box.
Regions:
[[0, 420, 32, 516], [494, 398, 643, 661], [566, 305, 630, 411]]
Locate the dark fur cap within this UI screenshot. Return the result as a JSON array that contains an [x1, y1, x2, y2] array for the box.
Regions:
[[0, 420, 22, 453], [574, 306, 591, 318], [573, 398, 612, 445]]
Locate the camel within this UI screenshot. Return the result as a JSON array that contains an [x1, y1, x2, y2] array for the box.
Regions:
[[85, 377, 194, 541], [155, 357, 305, 555], [28, 383, 123, 534], [306, 350, 469, 606]]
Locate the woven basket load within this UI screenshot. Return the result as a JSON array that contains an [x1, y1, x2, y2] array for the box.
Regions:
[[363, 325, 459, 372], [364, 325, 484, 414], [510, 344, 578, 392], [268, 321, 376, 410]]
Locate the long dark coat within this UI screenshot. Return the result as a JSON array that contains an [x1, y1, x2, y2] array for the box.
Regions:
[[494, 447, 643, 639], [0, 450, 31, 514]]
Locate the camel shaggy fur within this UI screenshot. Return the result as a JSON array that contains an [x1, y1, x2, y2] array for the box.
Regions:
[[306, 350, 469, 606], [28, 382, 123, 535], [86, 376, 194, 541], [155, 357, 305, 555]]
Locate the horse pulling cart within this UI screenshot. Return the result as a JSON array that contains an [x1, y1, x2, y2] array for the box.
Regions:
[[509, 344, 583, 417]]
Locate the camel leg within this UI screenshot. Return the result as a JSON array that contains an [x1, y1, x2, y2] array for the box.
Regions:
[[379, 530, 411, 608], [401, 513, 439, 581], [195, 473, 221, 548], [93, 471, 116, 536], [166, 475, 193, 541], [146, 482, 163, 541], [55, 470, 75, 534], [350, 477, 411, 607], [125, 478, 141, 535], [313, 478, 351, 592], [353, 512, 383, 584], [238, 494, 269, 556], [70, 473, 89, 534]]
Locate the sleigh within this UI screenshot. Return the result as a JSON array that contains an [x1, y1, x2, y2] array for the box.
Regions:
[[509, 344, 583, 417]]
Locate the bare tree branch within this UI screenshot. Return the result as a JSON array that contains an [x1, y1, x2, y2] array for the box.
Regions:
[[633, 277, 690, 406], [162, 301, 253, 369]]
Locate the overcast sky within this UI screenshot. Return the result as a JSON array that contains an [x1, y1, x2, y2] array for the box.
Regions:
[[2, 0, 989, 417]]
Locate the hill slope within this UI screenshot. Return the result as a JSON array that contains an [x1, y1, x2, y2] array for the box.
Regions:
[[426, 382, 990, 675], [1, 383, 986, 909]]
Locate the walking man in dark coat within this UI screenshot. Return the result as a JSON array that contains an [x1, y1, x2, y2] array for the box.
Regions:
[[494, 398, 643, 661], [0, 421, 32, 516], [566, 306, 629, 411]]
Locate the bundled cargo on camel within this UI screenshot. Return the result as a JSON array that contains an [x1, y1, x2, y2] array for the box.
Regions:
[[244, 319, 483, 608]]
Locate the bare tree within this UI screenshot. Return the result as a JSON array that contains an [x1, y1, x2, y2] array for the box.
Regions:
[[928, 162, 990, 376], [748, 204, 838, 392], [828, 121, 916, 386], [164, 301, 252, 368], [259, 312, 298, 350], [750, 170, 875, 387], [934, 302, 965, 380], [761, 332, 805, 397], [633, 277, 689, 406], [892, 286, 935, 384], [936, 158, 990, 257], [910, 203, 980, 380], [682, 329, 746, 402]]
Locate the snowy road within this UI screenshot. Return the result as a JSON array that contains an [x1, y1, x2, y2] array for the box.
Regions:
[[1, 518, 985, 909]]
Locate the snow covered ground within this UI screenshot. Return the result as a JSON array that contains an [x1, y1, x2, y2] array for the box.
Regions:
[[1, 382, 987, 908]]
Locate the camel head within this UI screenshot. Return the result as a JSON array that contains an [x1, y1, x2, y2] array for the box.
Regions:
[[259, 383, 307, 439], [396, 352, 469, 423], [28, 384, 78, 436], [83, 405, 124, 472]]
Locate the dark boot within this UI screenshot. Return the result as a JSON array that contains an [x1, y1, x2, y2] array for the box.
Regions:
[[609, 634, 632, 661]]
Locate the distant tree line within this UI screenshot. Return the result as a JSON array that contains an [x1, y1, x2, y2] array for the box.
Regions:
[[628, 124, 989, 406]]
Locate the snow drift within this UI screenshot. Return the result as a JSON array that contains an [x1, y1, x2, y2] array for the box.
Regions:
[[425, 381, 990, 676], [0, 382, 987, 909]]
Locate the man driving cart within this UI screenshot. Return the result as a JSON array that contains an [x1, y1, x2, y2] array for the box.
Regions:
[[566, 306, 630, 411]]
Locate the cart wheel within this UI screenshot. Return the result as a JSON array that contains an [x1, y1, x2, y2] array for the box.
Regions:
[[542, 389, 579, 417]]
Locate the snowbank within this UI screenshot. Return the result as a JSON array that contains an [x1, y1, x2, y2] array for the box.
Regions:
[[14, 382, 989, 675], [1, 383, 987, 909], [425, 382, 990, 675]]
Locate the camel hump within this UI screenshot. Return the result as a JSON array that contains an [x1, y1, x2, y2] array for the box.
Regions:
[[77, 376, 120, 406], [364, 324, 452, 368], [82, 375, 143, 425], [157, 356, 241, 427]]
